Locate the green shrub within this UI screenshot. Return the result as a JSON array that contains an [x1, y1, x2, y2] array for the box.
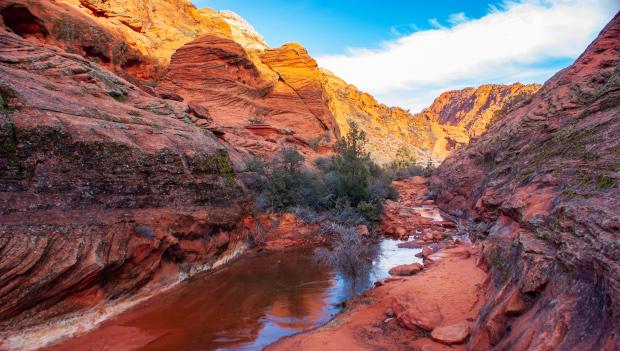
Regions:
[[0, 80, 18, 115], [0, 122, 18, 167], [596, 175, 615, 190], [245, 123, 398, 223], [391, 145, 416, 169], [332, 123, 372, 206], [192, 149, 235, 183], [248, 118, 265, 125], [356, 201, 382, 222]]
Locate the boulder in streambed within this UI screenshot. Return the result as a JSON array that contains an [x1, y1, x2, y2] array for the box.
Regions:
[[392, 296, 443, 331], [388, 263, 423, 276]]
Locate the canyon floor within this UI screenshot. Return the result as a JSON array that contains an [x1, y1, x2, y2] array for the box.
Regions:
[[266, 178, 487, 351], [267, 247, 485, 351], [39, 177, 485, 351]]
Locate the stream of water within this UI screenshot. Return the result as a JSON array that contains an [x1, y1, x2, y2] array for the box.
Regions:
[[49, 240, 420, 351]]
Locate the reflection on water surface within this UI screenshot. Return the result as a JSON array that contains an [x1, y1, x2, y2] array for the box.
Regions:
[[51, 240, 420, 351]]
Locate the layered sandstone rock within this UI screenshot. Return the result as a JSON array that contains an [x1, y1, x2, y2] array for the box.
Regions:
[[431, 13, 620, 351], [61, 0, 259, 68], [0, 0, 582, 349], [0, 0, 532, 165], [0, 26, 257, 347], [0, 0, 266, 81], [423, 83, 540, 137], [0, 0, 150, 78], [156, 35, 337, 160]]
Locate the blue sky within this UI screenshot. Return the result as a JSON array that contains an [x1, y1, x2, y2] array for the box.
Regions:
[[193, 1, 618, 111], [195, 1, 501, 57]]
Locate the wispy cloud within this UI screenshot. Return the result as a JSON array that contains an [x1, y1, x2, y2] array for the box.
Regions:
[[317, 0, 619, 112], [389, 23, 421, 37], [447, 12, 469, 25], [428, 18, 447, 29]]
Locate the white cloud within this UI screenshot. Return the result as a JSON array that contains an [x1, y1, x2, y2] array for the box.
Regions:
[[317, 0, 619, 112], [448, 12, 469, 25], [428, 18, 447, 29]]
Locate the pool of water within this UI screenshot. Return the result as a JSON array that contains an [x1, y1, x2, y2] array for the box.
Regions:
[[51, 240, 420, 351]]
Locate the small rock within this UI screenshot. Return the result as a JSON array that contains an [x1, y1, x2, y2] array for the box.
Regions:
[[422, 246, 433, 257], [440, 221, 457, 228], [187, 101, 211, 120], [389, 263, 423, 276], [206, 126, 225, 136], [195, 119, 209, 126], [158, 91, 183, 101], [505, 291, 527, 315], [395, 226, 408, 237], [430, 323, 471, 345], [397, 241, 422, 249]]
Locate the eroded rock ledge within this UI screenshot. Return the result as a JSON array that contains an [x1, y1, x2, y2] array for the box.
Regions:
[[431, 13, 620, 351]]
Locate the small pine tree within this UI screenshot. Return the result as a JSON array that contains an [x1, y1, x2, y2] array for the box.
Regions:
[[333, 123, 372, 206]]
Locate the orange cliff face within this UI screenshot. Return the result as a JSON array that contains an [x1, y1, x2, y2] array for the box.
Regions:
[[156, 36, 337, 161], [423, 83, 541, 137], [58, 0, 269, 66], [0, 0, 538, 165], [320, 70, 539, 164], [320, 69, 470, 164], [0, 0, 266, 81]]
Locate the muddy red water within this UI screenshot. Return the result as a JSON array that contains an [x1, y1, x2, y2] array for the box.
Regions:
[[46, 242, 419, 351], [45, 249, 341, 351]]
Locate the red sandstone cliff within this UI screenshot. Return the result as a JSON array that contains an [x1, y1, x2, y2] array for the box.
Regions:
[[0, 0, 538, 166], [0, 21, 250, 341], [0, 0, 562, 348], [431, 12, 620, 351], [157, 37, 339, 154]]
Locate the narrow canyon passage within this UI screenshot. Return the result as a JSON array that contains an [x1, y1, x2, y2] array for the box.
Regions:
[[1, 2, 617, 350]]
